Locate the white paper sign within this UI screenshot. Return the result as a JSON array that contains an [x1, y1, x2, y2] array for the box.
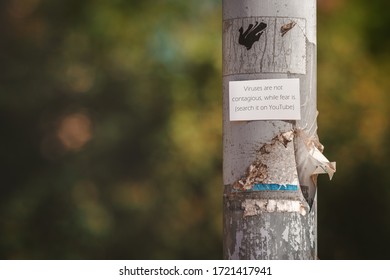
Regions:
[[229, 79, 300, 121]]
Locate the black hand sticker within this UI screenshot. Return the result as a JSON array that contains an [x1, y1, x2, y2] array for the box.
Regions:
[[238, 22, 267, 50]]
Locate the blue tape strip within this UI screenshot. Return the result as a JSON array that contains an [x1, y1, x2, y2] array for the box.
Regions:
[[251, 184, 298, 191]]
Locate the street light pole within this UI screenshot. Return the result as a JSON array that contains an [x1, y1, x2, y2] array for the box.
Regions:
[[222, 0, 334, 259]]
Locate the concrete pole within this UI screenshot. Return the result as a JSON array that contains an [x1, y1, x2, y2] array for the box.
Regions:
[[222, 0, 327, 259]]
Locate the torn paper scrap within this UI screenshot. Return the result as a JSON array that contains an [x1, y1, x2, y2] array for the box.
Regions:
[[242, 199, 308, 217], [309, 146, 336, 180], [295, 128, 336, 183]]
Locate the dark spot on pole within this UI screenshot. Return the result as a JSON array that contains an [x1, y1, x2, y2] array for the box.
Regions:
[[238, 22, 267, 50]]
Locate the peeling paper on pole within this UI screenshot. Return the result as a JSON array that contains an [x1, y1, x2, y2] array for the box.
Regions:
[[232, 130, 299, 192], [242, 199, 308, 217], [295, 128, 336, 187], [309, 145, 336, 180]]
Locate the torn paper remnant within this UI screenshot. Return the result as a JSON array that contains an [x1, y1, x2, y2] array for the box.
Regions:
[[294, 128, 336, 209], [280, 21, 296, 37], [242, 199, 307, 217], [309, 146, 336, 179], [233, 130, 298, 191], [295, 129, 336, 184], [233, 160, 268, 190]]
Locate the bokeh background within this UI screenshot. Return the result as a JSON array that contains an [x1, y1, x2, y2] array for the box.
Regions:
[[0, 0, 389, 259]]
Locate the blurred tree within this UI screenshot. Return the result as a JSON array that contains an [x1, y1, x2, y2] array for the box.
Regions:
[[317, 0, 390, 259], [0, 0, 222, 259]]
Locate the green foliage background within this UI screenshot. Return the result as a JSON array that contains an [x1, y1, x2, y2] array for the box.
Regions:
[[0, 0, 389, 259]]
